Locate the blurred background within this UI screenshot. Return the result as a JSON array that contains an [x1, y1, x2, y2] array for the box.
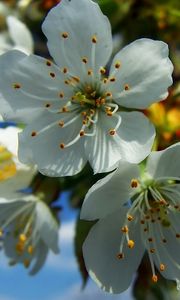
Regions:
[[0, 0, 179, 299]]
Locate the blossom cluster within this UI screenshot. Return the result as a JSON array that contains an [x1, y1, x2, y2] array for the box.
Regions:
[[0, 0, 179, 294]]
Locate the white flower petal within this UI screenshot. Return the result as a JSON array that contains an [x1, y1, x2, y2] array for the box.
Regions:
[[7, 16, 34, 54], [147, 142, 180, 178], [81, 161, 139, 220], [42, 0, 112, 77], [35, 201, 59, 254], [85, 111, 155, 173], [109, 39, 173, 109], [18, 110, 87, 176], [152, 216, 180, 281], [83, 208, 145, 294], [29, 240, 49, 275], [116, 112, 155, 163], [0, 126, 36, 197], [0, 50, 71, 123]]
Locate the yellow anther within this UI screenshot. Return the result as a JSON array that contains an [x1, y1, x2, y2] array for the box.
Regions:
[[58, 121, 64, 127], [107, 111, 113, 117], [16, 243, 24, 254], [127, 215, 133, 221], [60, 143, 65, 149], [159, 199, 167, 206], [176, 233, 180, 238], [31, 131, 37, 137], [0, 229, 3, 237], [109, 77, 116, 82], [87, 69, 93, 76], [45, 103, 51, 108], [46, 60, 52, 66], [23, 259, 30, 268], [117, 253, 124, 259], [19, 234, 27, 243], [105, 92, 112, 97], [109, 129, 116, 136], [13, 83, 21, 89], [72, 76, 80, 83], [27, 245, 34, 255], [90, 109, 95, 115], [59, 92, 64, 98], [124, 84, 130, 91], [50, 72, 55, 78], [160, 263, 165, 271], [131, 179, 139, 188], [91, 35, 97, 43], [62, 67, 68, 74], [81, 111, 87, 117], [62, 32, 69, 39], [103, 78, 108, 84], [150, 248, 155, 253], [115, 61, 121, 69], [152, 275, 158, 283], [82, 57, 88, 64], [128, 240, 135, 249], [121, 226, 128, 233], [148, 237, 153, 242], [99, 67, 106, 75], [80, 130, 85, 137], [62, 106, 68, 112]]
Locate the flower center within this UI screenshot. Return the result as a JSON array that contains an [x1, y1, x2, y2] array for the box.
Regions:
[[0, 201, 35, 269], [116, 176, 180, 283], [0, 145, 16, 181]]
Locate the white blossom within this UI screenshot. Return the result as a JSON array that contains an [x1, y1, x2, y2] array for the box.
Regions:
[[81, 143, 180, 294], [0, 0, 173, 176], [0, 196, 59, 274], [0, 126, 35, 199]]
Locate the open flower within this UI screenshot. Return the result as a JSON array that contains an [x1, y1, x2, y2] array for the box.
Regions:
[[81, 143, 180, 294], [0, 195, 59, 274], [0, 0, 173, 176], [0, 126, 36, 199]]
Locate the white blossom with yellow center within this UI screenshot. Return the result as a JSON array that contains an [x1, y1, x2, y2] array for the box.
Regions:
[[0, 0, 173, 176], [81, 143, 180, 294], [0, 196, 59, 274], [0, 126, 35, 199]]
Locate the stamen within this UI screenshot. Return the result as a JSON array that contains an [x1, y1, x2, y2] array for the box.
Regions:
[[31, 131, 37, 137], [124, 84, 130, 91], [160, 263, 165, 271], [59, 92, 64, 98], [131, 179, 139, 188], [46, 60, 52, 66], [127, 215, 134, 221], [109, 129, 116, 136], [50, 72, 56, 78], [99, 67, 106, 75], [13, 83, 21, 89], [62, 67, 68, 74], [152, 275, 158, 283], [117, 253, 124, 259], [19, 234, 27, 242], [61, 32, 69, 39], [115, 61, 121, 69], [128, 240, 135, 249], [91, 35, 97, 43], [82, 57, 88, 64], [121, 226, 129, 233]]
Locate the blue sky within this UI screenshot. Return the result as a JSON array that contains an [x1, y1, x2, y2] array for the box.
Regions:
[[0, 192, 134, 300]]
